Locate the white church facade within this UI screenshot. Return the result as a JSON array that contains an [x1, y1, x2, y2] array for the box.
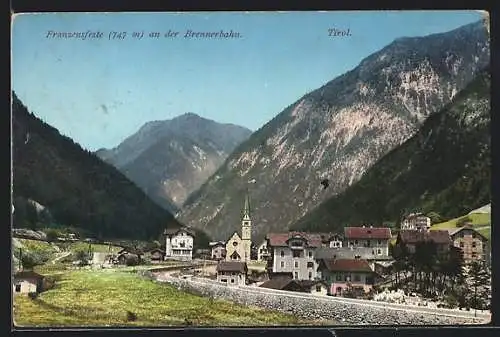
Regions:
[[225, 192, 253, 262]]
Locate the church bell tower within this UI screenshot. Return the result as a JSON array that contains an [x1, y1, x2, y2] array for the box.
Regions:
[[241, 190, 252, 261]]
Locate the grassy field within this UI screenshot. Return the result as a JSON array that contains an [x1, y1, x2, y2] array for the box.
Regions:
[[13, 270, 332, 327], [430, 213, 490, 230], [66, 241, 122, 254]]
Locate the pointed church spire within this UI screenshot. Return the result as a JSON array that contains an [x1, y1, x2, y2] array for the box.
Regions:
[[243, 188, 251, 220]]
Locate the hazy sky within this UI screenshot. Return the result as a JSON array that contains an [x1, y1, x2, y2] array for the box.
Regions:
[[12, 11, 483, 151]]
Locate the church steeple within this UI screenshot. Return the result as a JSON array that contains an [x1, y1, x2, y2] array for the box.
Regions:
[[243, 189, 251, 221]]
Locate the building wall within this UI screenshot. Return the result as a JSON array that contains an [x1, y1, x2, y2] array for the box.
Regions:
[[345, 239, 389, 256], [330, 282, 373, 296], [321, 270, 374, 296], [225, 233, 243, 261], [257, 241, 270, 261], [211, 246, 226, 260], [271, 247, 318, 280], [452, 229, 488, 261], [13, 279, 38, 294], [309, 284, 328, 296], [216, 271, 246, 286], [165, 231, 194, 261]]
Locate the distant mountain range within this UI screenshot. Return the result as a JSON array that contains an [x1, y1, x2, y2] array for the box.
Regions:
[[95, 113, 252, 213], [291, 68, 490, 233], [177, 20, 490, 241], [12, 92, 181, 240]]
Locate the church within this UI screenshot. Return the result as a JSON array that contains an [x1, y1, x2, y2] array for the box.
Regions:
[[225, 192, 253, 262]]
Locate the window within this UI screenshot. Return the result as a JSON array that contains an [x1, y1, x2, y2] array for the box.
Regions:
[[294, 272, 299, 279], [294, 261, 299, 268], [293, 250, 301, 258], [316, 285, 322, 292], [15, 284, 21, 292], [336, 274, 342, 281], [308, 251, 313, 258], [460, 242, 464, 248], [280, 250, 285, 257], [354, 240, 358, 245], [233, 241, 238, 247], [309, 272, 312, 280], [354, 274, 361, 282], [231, 279, 235, 283], [280, 261, 285, 268], [378, 240, 382, 245], [307, 262, 314, 268], [377, 249, 381, 255], [472, 242, 477, 248], [221, 279, 227, 283]]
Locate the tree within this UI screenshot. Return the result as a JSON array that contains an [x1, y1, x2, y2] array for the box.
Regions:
[[20, 251, 46, 270], [464, 261, 491, 310], [427, 212, 443, 224], [75, 250, 91, 266], [45, 228, 60, 242]]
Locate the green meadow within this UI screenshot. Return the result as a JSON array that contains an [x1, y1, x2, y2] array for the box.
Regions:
[[13, 270, 333, 327]]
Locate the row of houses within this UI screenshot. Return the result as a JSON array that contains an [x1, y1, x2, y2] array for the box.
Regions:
[[212, 223, 490, 297]]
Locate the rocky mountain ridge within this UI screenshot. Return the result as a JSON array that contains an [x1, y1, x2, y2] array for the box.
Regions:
[[96, 113, 252, 212], [178, 20, 490, 242], [291, 68, 490, 232]]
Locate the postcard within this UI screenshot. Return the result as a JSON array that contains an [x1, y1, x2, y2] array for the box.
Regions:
[[11, 10, 491, 328]]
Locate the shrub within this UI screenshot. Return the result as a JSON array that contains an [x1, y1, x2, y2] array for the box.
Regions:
[[444, 294, 458, 308], [125, 311, 137, 322], [125, 255, 140, 266], [28, 292, 38, 300]]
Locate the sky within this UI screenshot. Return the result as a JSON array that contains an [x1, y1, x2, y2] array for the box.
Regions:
[[11, 10, 484, 151]]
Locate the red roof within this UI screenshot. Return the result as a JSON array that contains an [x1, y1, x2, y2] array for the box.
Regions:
[[344, 227, 392, 239], [321, 258, 373, 272], [266, 232, 323, 247]]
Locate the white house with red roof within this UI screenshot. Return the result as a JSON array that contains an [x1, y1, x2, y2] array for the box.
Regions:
[[344, 226, 392, 256]]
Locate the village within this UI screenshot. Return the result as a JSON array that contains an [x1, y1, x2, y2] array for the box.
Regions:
[[12, 193, 492, 324]]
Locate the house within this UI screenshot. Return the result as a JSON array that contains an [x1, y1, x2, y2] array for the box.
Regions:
[[448, 225, 489, 262], [209, 241, 226, 260], [259, 277, 304, 292], [256, 239, 271, 262], [216, 261, 248, 286], [149, 248, 165, 263], [316, 258, 376, 296], [194, 249, 211, 260], [164, 227, 196, 261], [344, 226, 392, 256], [266, 231, 323, 280], [296, 280, 329, 296], [315, 246, 394, 272], [13, 270, 45, 294], [401, 212, 431, 231], [225, 193, 253, 262], [327, 233, 343, 248], [396, 230, 451, 255]]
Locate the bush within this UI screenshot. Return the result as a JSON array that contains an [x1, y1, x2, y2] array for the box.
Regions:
[[444, 294, 458, 308], [125, 311, 137, 322], [28, 292, 38, 300], [125, 255, 139, 266]]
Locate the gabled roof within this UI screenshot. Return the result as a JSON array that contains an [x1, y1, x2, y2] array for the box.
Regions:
[[209, 241, 225, 247], [14, 270, 44, 280], [319, 258, 373, 273], [259, 278, 296, 290], [267, 232, 323, 247], [398, 230, 451, 244], [216, 261, 248, 273], [344, 227, 392, 240], [163, 227, 196, 237], [448, 226, 489, 241]]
